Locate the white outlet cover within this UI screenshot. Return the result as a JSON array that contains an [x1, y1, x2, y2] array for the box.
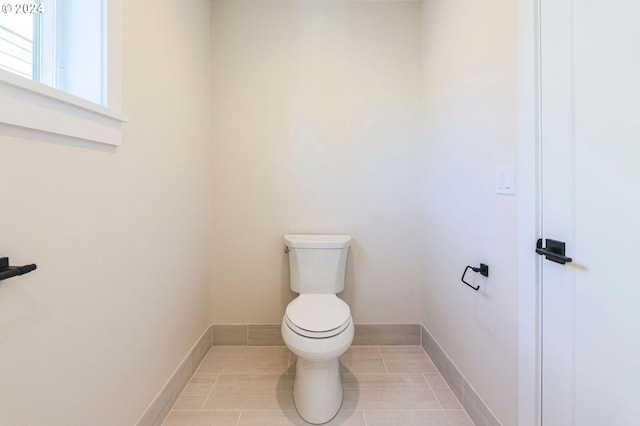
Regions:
[[496, 165, 515, 195]]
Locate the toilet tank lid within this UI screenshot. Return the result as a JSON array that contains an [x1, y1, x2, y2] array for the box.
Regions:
[[284, 234, 351, 249]]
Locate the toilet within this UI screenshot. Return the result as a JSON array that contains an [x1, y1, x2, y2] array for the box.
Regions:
[[281, 234, 354, 425]]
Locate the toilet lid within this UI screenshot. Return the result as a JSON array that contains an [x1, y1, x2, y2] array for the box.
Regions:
[[285, 294, 351, 338]]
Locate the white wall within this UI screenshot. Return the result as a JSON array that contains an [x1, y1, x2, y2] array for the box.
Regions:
[[0, 1, 213, 425], [420, 1, 519, 425], [209, 0, 423, 324]]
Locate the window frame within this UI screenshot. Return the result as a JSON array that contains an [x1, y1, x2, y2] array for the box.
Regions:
[[0, 0, 127, 146]]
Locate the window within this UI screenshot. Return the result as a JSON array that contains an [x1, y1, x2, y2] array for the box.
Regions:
[[0, 0, 125, 146], [0, 6, 36, 80]]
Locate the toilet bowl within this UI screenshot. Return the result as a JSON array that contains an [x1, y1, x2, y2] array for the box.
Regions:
[[280, 234, 353, 425], [282, 294, 354, 424]]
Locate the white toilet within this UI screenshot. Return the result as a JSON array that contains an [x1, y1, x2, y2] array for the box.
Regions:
[[281, 234, 354, 425]]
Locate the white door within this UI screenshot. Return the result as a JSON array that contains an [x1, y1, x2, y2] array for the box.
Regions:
[[540, 0, 640, 425]]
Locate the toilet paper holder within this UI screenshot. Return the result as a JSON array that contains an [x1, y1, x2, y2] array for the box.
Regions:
[[461, 263, 489, 291]]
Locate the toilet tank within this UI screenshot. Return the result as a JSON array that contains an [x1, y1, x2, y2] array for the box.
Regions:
[[284, 234, 351, 294]]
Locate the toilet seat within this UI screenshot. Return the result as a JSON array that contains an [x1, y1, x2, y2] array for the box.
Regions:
[[285, 294, 351, 339]]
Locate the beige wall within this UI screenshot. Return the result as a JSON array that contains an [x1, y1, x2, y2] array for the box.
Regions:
[[209, 0, 423, 324], [0, 1, 213, 425], [420, 1, 519, 424]]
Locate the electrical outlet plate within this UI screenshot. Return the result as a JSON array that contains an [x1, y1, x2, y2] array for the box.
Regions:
[[496, 165, 515, 194]]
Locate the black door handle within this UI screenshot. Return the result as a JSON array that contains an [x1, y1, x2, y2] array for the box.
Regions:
[[0, 257, 37, 281], [536, 239, 572, 264]]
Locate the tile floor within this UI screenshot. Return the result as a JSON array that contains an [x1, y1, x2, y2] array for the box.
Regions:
[[162, 346, 475, 426]]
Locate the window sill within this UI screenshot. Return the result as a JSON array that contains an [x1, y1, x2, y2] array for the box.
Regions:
[[0, 70, 128, 146]]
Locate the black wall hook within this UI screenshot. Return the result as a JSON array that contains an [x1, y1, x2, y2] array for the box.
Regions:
[[0, 257, 37, 282], [461, 263, 489, 291]]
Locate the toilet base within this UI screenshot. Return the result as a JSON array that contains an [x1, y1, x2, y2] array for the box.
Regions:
[[293, 356, 342, 424]]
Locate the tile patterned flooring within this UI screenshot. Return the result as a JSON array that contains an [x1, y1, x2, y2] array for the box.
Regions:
[[162, 346, 475, 426]]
